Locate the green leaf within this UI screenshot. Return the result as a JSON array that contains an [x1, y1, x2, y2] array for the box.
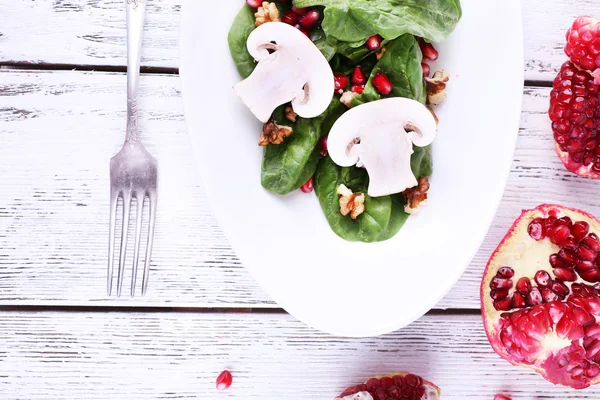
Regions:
[[294, 0, 462, 43], [261, 98, 346, 195], [227, 5, 257, 78]]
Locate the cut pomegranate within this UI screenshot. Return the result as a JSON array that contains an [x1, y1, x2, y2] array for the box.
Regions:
[[351, 84, 365, 94], [299, 10, 320, 30], [320, 136, 328, 157], [337, 372, 440, 400], [300, 177, 314, 193], [481, 204, 600, 389], [352, 66, 367, 85], [421, 63, 431, 78], [282, 11, 299, 26], [334, 72, 349, 94], [216, 370, 232, 390], [366, 35, 383, 51], [246, 0, 262, 8], [549, 61, 600, 178], [372, 72, 393, 95], [417, 39, 439, 61]]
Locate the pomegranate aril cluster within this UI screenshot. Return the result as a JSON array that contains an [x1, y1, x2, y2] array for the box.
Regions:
[[565, 16, 600, 73], [549, 61, 600, 170], [279, 5, 320, 36], [341, 375, 427, 400]]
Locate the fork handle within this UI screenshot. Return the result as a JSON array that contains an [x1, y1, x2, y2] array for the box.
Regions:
[[126, 0, 147, 143]]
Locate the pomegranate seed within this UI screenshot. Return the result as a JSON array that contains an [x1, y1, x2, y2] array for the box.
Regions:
[[494, 395, 512, 400], [366, 34, 383, 51], [246, 0, 262, 8], [562, 236, 578, 249], [577, 245, 597, 261], [380, 376, 393, 387], [528, 287, 544, 306], [550, 253, 567, 269], [516, 277, 532, 294], [528, 219, 545, 240], [541, 287, 559, 303], [352, 66, 367, 85], [513, 292, 526, 308], [554, 267, 578, 282], [300, 177, 314, 193], [299, 10, 320, 30], [581, 269, 600, 282], [573, 221, 591, 240], [552, 280, 570, 297], [491, 288, 509, 300], [490, 277, 512, 290], [333, 72, 348, 94], [583, 233, 600, 252], [418, 39, 439, 61], [558, 248, 578, 265], [291, 6, 308, 15], [375, 387, 387, 400], [556, 216, 573, 228], [404, 374, 422, 387], [576, 259, 595, 272], [351, 84, 365, 94], [421, 62, 431, 77], [497, 266, 515, 278], [535, 270, 552, 287], [320, 136, 328, 157], [216, 370, 232, 390], [392, 375, 405, 386], [282, 11, 299, 25], [550, 224, 571, 245], [543, 216, 558, 236], [372, 72, 393, 95], [494, 298, 513, 311], [366, 378, 381, 391]]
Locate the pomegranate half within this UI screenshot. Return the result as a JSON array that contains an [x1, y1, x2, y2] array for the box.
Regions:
[[481, 204, 600, 389], [337, 372, 440, 400]]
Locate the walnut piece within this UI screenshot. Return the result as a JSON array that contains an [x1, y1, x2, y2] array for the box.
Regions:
[[376, 45, 388, 61], [340, 91, 358, 108], [337, 184, 365, 220], [284, 106, 297, 122], [259, 121, 293, 146], [255, 2, 280, 27], [402, 176, 430, 214], [425, 70, 449, 106]]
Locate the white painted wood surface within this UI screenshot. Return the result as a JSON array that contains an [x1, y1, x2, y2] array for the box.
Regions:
[[1, 0, 599, 81], [2, 311, 600, 400]]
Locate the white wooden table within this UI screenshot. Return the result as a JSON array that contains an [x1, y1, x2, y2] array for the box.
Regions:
[[2, 1, 600, 398]]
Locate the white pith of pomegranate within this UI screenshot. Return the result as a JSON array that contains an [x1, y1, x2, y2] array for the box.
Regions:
[[481, 204, 600, 389], [337, 372, 440, 400]]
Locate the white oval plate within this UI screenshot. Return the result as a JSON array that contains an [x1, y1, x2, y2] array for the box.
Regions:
[[179, 0, 524, 337]]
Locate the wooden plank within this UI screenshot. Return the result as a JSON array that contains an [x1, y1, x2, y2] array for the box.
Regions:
[[0, 311, 598, 399], [2, 70, 600, 310], [1, 0, 600, 81]]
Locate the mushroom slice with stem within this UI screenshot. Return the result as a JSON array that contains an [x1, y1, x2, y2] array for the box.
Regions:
[[327, 98, 437, 198], [233, 22, 334, 123]]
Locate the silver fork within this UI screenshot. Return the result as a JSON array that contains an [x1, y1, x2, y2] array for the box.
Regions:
[[107, 0, 158, 297]]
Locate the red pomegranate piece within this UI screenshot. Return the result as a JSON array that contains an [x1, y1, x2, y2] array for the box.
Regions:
[[417, 39, 439, 62], [216, 370, 233, 390], [337, 372, 440, 400], [300, 177, 314, 193], [366, 35, 383, 51], [481, 204, 600, 389], [421, 63, 431, 78], [291, 6, 308, 15], [320, 136, 328, 157], [351, 84, 365, 94], [334, 72, 349, 94], [352, 66, 368, 85], [565, 16, 600, 80], [299, 10, 320, 30], [372, 72, 393, 95], [493, 395, 511, 400], [282, 11, 299, 26], [549, 61, 600, 178]]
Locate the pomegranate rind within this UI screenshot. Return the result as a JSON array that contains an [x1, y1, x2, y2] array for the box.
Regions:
[[336, 372, 440, 399], [554, 143, 600, 179], [481, 204, 600, 389]]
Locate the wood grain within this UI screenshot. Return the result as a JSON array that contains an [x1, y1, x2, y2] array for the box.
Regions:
[[0, 311, 599, 399], [1, 0, 600, 81], [3, 70, 600, 309]]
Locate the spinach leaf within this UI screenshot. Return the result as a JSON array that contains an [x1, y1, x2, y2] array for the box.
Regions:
[[352, 34, 426, 106], [294, 0, 462, 43], [261, 98, 346, 195], [227, 5, 257, 79]]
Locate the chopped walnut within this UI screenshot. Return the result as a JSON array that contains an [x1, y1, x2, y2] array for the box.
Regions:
[[255, 2, 280, 27], [337, 184, 365, 220], [402, 176, 430, 214], [284, 106, 297, 122], [425, 70, 449, 106], [376, 45, 388, 61], [259, 121, 293, 146], [340, 91, 358, 108]]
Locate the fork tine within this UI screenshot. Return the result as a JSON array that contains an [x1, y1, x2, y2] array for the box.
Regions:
[[141, 191, 157, 296], [116, 193, 132, 298], [130, 193, 145, 297], [107, 189, 119, 296]]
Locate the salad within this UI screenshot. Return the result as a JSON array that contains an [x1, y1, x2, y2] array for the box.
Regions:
[[228, 0, 462, 242]]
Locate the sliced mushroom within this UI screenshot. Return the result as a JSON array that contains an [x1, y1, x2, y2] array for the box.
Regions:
[[233, 22, 334, 123], [327, 98, 437, 198]]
